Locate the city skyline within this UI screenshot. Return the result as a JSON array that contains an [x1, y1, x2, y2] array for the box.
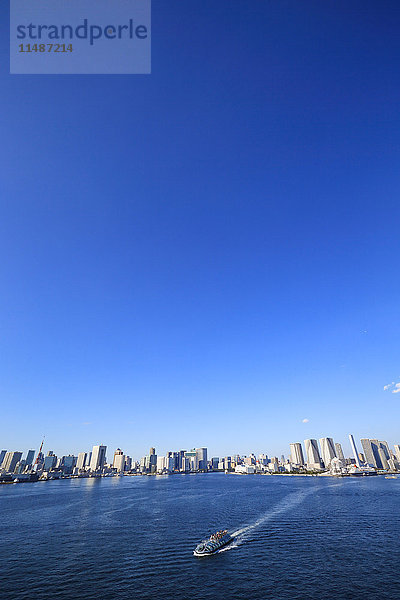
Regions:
[[3, 430, 400, 468]]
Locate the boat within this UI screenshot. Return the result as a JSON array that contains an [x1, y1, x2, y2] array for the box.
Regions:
[[193, 530, 233, 556], [385, 475, 397, 479]]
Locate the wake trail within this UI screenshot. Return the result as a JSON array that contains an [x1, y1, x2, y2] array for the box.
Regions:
[[221, 481, 342, 552]]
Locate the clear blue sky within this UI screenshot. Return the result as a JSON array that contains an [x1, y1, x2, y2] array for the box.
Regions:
[[1, 1, 400, 461]]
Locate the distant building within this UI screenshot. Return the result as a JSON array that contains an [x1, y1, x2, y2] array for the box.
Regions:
[[90, 445, 107, 471], [290, 443, 305, 466], [319, 438, 336, 468], [25, 450, 35, 467], [394, 444, 400, 464], [2, 451, 23, 473], [76, 452, 88, 470], [43, 455, 57, 471], [335, 443, 344, 460], [304, 439, 322, 470], [62, 455, 76, 474], [211, 457, 219, 470], [360, 439, 376, 468], [196, 448, 208, 470], [113, 449, 125, 472], [0, 450, 7, 468]]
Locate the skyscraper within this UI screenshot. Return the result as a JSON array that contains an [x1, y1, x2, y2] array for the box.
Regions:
[[360, 439, 376, 468], [2, 451, 23, 473], [348, 435, 361, 467], [196, 448, 208, 470], [290, 443, 305, 465], [89, 445, 107, 471], [304, 439, 322, 470], [394, 444, 400, 463], [25, 450, 35, 467], [113, 448, 125, 472], [319, 438, 336, 468], [0, 450, 7, 467], [335, 443, 345, 461], [76, 452, 87, 470]]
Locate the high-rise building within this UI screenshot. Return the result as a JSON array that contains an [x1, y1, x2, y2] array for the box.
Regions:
[[360, 439, 376, 468], [25, 450, 35, 467], [0, 450, 7, 467], [348, 434, 361, 467], [113, 449, 125, 472], [290, 443, 305, 465], [394, 444, 400, 463], [89, 445, 107, 471], [2, 451, 23, 473], [76, 452, 87, 470], [319, 438, 336, 468], [304, 439, 322, 470], [43, 455, 57, 471], [335, 443, 345, 460], [196, 448, 208, 470], [61, 455, 76, 474]]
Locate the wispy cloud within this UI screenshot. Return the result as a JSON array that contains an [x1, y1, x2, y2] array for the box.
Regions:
[[302, 418, 309, 423], [383, 382, 400, 394]]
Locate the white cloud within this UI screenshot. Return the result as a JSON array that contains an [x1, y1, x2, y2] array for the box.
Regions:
[[302, 418, 309, 423], [383, 382, 400, 392]]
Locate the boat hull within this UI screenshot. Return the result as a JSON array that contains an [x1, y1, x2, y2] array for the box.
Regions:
[[193, 536, 234, 556]]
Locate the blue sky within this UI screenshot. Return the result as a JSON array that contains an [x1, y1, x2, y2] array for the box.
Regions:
[[1, 0, 400, 460]]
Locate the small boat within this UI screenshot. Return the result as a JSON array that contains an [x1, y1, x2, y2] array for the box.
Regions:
[[385, 475, 397, 479], [193, 530, 233, 556]]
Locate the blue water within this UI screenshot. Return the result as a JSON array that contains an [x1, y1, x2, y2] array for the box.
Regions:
[[1, 474, 399, 599]]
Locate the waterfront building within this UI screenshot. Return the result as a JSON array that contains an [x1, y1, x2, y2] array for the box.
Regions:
[[113, 449, 125, 472], [290, 443, 305, 466], [2, 451, 23, 473], [304, 439, 322, 470], [149, 448, 157, 472], [62, 455, 76, 474], [394, 444, 400, 463], [90, 445, 107, 472], [360, 439, 377, 468], [378, 447, 389, 470], [211, 457, 219, 470], [348, 434, 361, 467], [125, 456, 132, 471], [0, 450, 6, 467], [25, 450, 35, 467], [76, 452, 87, 470], [319, 438, 336, 468], [196, 448, 208, 470], [43, 454, 57, 471], [335, 443, 344, 460], [156, 456, 165, 472]]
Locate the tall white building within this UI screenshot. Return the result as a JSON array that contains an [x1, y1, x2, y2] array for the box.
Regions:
[[290, 443, 305, 465], [304, 439, 322, 470], [319, 437, 336, 468], [394, 444, 400, 463], [113, 449, 125, 472], [76, 452, 87, 470], [89, 445, 107, 472]]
